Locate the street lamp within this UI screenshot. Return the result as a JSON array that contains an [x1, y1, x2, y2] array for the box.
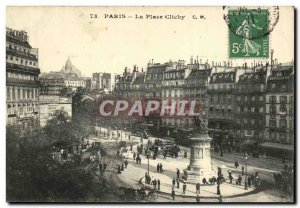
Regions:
[[147, 151, 150, 183], [244, 153, 248, 190]]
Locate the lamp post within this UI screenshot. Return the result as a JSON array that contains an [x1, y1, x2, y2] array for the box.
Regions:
[[147, 151, 150, 183], [244, 153, 248, 190]]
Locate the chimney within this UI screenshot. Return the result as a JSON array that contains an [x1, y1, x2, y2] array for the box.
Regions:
[[196, 56, 199, 64], [152, 59, 154, 64], [190, 56, 193, 64], [212, 61, 214, 67]]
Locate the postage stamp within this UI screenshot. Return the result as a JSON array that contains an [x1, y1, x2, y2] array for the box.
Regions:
[[227, 9, 270, 58]]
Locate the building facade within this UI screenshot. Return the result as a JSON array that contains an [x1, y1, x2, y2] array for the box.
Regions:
[[6, 27, 40, 130], [235, 65, 269, 151], [39, 95, 72, 127], [264, 64, 294, 157], [207, 66, 243, 149]]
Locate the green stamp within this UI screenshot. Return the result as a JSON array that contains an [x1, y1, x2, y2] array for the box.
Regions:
[[228, 9, 269, 58]]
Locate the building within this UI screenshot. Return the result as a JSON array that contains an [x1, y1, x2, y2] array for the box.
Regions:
[[61, 57, 81, 77], [39, 95, 72, 127], [235, 64, 269, 152], [40, 57, 85, 95], [207, 65, 244, 149], [40, 72, 65, 95], [6, 27, 40, 129], [263, 63, 294, 158], [92, 72, 112, 91]]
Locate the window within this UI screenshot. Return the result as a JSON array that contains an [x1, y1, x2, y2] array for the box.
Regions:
[[244, 118, 248, 124], [251, 107, 255, 112], [280, 96, 287, 104], [251, 96, 255, 101], [271, 83, 276, 90], [259, 96, 263, 101], [270, 106, 276, 114], [237, 107, 240, 112], [259, 107, 264, 113], [280, 106, 287, 113], [270, 132, 276, 140], [251, 119, 255, 125], [279, 119, 287, 128], [7, 88, 10, 100], [12, 87, 16, 100], [244, 96, 248, 102], [280, 133, 287, 142], [244, 107, 248, 113], [10, 56, 13, 60], [260, 84, 264, 92], [270, 96, 276, 103], [270, 119, 276, 128]]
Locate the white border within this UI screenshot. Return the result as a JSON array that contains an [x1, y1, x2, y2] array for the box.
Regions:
[[0, 1, 298, 208]]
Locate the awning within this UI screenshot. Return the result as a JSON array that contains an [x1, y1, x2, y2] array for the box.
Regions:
[[241, 140, 257, 146], [178, 128, 194, 132], [260, 142, 294, 151], [141, 123, 154, 127]]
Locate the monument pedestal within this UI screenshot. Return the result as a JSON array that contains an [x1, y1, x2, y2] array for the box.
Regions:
[[183, 134, 216, 184]]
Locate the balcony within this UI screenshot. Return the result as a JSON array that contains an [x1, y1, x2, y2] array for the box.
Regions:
[[6, 63, 40, 75], [7, 77, 39, 87], [6, 47, 38, 61]]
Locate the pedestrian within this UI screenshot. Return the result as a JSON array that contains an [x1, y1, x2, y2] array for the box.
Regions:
[[184, 150, 187, 158], [172, 178, 176, 189], [130, 144, 133, 151], [248, 176, 252, 187], [238, 175, 242, 185], [229, 174, 233, 184], [242, 166, 244, 176], [163, 151, 167, 159], [117, 150, 120, 157], [160, 163, 163, 173], [103, 163, 107, 171], [157, 179, 160, 190], [251, 174, 255, 185], [99, 162, 103, 172], [153, 179, 157, 190], [121, 163, 124, 171], [133, 152, 136, 161], [129, 135, 131, 141], [235, 160, 239, 169], [139, 157, 142, 164], [124, 160, 128, 168], [171, 189, 175, 200], [176, 178, 180, 189], [183, 182, 187, 194], [196, 194, 200, 203], [176, 169, 180, 179], [117, 165, 121, 174], [217, 184, 221, 195], [196, 182, 200, 194], [136, 156, 139, 164], [157, 163, 160, 172], [202, 177, 208, 185]]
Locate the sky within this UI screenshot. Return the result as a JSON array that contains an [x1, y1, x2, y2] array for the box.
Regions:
[[6, 6, 294, 77]]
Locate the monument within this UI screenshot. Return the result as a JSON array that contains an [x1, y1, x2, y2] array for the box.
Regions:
[[183, 120, 216, 183]]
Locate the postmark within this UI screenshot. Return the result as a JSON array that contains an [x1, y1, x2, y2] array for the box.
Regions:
[[223, 6, 279, 58]]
